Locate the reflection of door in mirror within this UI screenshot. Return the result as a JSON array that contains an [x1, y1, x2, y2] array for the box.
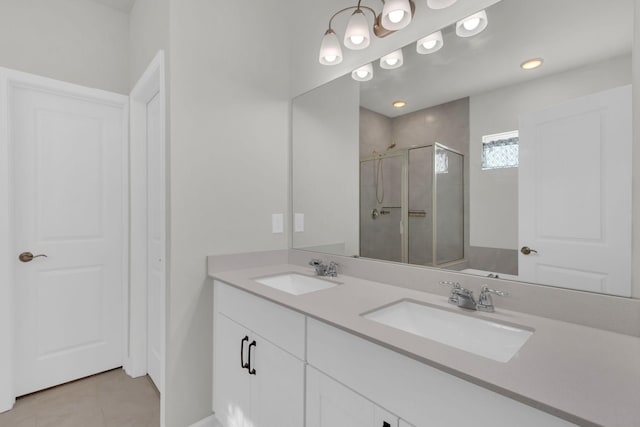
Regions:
[[519, 86, 632, 297]]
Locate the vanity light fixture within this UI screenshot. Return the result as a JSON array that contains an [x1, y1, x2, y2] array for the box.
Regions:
[[319, 29, 344, 65], [392, 100, 407, 108], [521, 58, 544, 70], [319, 0, 422, 65], [352, 63, 374, 81], [380, 49, 404, 69], [381, 0, 413, 31], [426, 0, 458, 9], [456, 10, 488, 37], [416, 30, 444, 54], [344, 9, 371, 50]]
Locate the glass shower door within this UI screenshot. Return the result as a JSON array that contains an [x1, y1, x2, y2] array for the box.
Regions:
[[408, 146, 434, 266], [360, 153, 405, 262]]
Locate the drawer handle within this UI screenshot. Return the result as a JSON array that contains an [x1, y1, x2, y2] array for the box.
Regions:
[[248, 340, 257, 375], [240, 336, 249, 369]]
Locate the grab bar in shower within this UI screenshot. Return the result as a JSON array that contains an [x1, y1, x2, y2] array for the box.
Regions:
[[380, 207, 427, 217]]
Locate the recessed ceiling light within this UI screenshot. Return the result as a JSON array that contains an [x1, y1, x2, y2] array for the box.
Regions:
[[521, 58, 544, 70], [393, 100, 407, 108]]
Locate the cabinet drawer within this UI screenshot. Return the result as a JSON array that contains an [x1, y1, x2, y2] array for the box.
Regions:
[[214, 280, 305, 359], [307, 318, 576, 427]]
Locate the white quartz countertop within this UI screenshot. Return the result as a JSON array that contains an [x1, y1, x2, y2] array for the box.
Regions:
[[210, 263, 640, 427]]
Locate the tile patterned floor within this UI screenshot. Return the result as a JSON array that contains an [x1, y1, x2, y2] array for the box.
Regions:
[[0, 368, 160, 427]]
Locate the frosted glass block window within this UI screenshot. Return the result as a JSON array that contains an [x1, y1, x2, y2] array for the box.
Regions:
[[481, 130, 519, 170], [435, 150, 449, 174]]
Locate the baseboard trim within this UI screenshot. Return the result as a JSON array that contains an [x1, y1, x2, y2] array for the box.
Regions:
[[189, 414, 220, 427]]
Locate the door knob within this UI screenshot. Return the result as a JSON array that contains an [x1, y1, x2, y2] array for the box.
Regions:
[[19, 252, 48, 263], [520, 246, 538, 255]]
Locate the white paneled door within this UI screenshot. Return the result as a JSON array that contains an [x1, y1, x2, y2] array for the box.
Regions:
[[11, 76, 128, 396], [518, 85, 631, 296]]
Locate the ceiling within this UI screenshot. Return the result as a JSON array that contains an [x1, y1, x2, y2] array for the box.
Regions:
[[359, 0, 633, 117], [89, 0, 135, 13]]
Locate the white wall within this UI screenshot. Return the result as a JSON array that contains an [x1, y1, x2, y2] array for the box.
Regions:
[[289, 0, 500, 96], [292, 75, 360, 256], [129, 0, 170, 87], [165, 0, 293, 425], [0, 0, 129, 94], [469, 55, 632, 250]]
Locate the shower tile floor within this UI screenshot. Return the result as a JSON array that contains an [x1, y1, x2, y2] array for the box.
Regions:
[[0, 368, 159, 427]]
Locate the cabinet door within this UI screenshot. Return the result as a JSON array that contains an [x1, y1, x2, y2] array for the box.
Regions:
[[250, 334, 304, 427], [307, 366, 375, 427], [213, 314, 252, 427]]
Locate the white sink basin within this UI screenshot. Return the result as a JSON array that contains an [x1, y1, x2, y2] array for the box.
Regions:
[[254, 273, 339, 295], [363, 300, 533, 362]]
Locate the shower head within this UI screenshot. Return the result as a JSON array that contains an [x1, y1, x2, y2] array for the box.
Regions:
[[387, 143, 396, 151]]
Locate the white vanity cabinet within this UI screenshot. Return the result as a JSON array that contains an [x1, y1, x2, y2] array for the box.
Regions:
[[213, 282, 305, 427], [307, 318, 576, 427], [307, 366, 399, 427], [212, 280, 577, 427]]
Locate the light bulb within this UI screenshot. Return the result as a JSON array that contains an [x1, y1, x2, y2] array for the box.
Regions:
[[416, 31, 443, 54], [350, 35, 365, 45], [388, 10, 405, 23], [463, 17, 480, 31], [319, 29, 343, 65], [351, 63, 374, 82], [344, 9, 371, 50], [380, 49, 404, 69], [456, 10, 488, 38], [422, 39, 438, 50], [381, 0, 412, 31]]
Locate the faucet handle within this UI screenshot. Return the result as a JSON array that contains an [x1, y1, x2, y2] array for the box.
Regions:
[[326, 261, 338, 277], [477, 285, 508, 312], [309, 258, 323, 267], [481, 285, 508, 297]]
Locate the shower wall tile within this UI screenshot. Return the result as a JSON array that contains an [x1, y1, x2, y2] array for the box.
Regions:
[[390, 97, 470, 154], [360, 107, 392, 157]]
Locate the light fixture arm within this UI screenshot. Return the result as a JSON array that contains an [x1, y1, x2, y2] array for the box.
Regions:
[[327, 2, 378, 31]]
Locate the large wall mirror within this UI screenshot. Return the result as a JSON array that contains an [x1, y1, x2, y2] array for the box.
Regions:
[[292, 0, 634, 296]]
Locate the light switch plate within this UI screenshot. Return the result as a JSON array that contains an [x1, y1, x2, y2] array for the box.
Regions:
[[294, 213, 304, 232], [272, 213, 284, 234]]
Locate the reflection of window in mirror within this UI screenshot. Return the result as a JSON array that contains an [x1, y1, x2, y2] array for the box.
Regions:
[[481, 130, 519, 170]]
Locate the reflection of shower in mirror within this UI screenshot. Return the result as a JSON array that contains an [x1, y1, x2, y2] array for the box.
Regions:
[[360, 143, 464, 266]]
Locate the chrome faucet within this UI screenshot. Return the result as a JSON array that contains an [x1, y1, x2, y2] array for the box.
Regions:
[[439, 281, 508, 312], [309, 259, 338, 277]]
